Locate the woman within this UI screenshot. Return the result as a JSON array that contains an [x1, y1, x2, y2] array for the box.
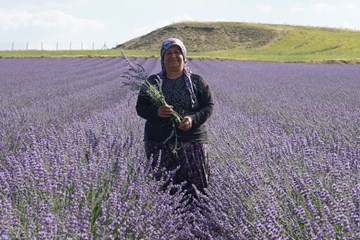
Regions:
[[136, 38, 214, 202]]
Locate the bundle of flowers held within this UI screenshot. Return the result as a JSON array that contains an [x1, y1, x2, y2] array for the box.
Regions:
[[121, 51, 182, 126]]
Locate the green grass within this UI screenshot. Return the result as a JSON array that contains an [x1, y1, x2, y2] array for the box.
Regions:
[[193, 28, 360, 63], [1, 23, 360, 63]]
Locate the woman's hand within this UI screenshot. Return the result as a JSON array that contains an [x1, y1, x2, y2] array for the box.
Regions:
[[157, 104, 174, 118], [178, 116, 192, 131]]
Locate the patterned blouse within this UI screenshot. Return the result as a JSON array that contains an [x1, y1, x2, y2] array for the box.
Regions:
[[162, 75, 192, 117]]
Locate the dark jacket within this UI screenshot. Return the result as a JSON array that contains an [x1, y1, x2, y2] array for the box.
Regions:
[[136, 73, 214, 143]]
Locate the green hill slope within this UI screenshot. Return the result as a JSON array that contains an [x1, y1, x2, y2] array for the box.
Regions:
[[116, 22, 285, 52], [117, 21, 360, 63], [202, 26, 360, 63]]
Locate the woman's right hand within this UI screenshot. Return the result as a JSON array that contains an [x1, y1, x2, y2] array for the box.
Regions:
[[157, 104, 174, 118]]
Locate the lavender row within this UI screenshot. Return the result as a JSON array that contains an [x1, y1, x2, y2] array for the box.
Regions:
[[0, 58, 359, 239]]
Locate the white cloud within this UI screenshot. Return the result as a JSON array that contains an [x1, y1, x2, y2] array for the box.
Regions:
[[256, 3, 272, 13], [32, 10, 104, 33], [290, 4, 306, 12], [311, 3, 335, 12], [290, 2, 358, 13], [0, 9, 33, 30], [344, 3, 358, 10], [0, 9, 104, 33]]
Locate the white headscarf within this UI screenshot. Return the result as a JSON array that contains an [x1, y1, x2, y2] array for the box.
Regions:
[[158, 38, 196, 108]]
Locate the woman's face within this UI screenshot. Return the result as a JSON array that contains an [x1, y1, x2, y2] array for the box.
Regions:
[[163, 45, 184, 73]]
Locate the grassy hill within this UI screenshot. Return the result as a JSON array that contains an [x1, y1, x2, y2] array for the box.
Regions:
[[1, 21, 360, 63], [116, 22, 284, 52]]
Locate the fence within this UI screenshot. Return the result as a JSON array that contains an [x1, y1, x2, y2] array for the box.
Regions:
[[0, 42, 119, 51]]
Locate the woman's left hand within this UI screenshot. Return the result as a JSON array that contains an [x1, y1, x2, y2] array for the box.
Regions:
[[178, 116, 192, 131]]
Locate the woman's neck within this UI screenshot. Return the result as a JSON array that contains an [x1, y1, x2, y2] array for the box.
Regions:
[[166, 70, 183, 80]]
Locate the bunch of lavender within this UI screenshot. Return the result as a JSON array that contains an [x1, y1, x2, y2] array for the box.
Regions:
[[121, 51, 182, 126]]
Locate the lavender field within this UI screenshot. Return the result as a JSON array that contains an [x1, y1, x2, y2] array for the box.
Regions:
[[0, 57, 359, 239]]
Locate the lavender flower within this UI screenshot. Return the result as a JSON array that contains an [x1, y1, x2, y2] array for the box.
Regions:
[[1, 57, 360, 239]]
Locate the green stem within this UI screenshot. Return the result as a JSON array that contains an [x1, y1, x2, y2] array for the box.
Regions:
[[171, 111, 182, 126]]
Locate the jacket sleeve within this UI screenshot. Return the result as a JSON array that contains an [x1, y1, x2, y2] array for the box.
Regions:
[[135, 76, 160, 121], [189, 75, 214, 128]]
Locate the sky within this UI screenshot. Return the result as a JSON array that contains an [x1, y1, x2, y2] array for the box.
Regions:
[[1, 0, 359, 50]]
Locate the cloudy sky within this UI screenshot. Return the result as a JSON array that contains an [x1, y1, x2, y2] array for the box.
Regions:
[[1, 0, 359, 50]]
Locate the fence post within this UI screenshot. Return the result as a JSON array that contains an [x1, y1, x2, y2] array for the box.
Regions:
[[5, 41, 108, 50]]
